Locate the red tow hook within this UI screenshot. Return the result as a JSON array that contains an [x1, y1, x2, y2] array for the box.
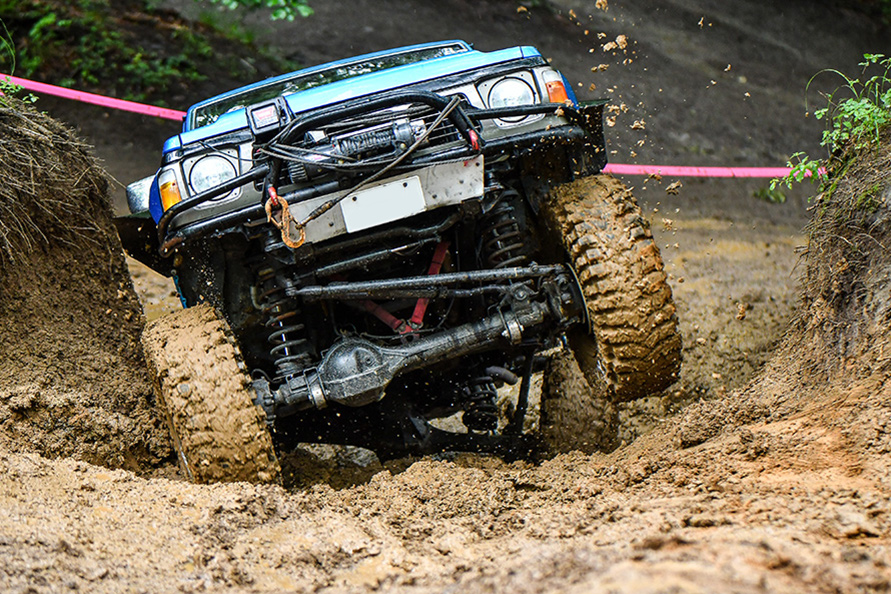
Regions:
[[267, 185, 281, 208], [468, 129, 481, 152]]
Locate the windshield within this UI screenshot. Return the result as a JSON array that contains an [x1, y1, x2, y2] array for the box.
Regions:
[[191, 43, 469, 129]]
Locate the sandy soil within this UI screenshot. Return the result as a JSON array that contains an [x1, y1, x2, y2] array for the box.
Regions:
[[2, 0, 891, 592]]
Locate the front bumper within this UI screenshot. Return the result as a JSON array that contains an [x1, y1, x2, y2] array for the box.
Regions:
[[147, 96, 605, 256]]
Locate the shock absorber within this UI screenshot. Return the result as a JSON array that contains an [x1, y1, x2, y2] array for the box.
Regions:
[[481, 189, 529, 269], [254, 265, 313, 381], [469, 189, 532, 431], [462, 373, 499, 432]]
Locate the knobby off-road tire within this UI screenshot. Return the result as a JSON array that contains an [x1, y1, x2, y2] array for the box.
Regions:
[[142, 304, 281, 484], [543, 174, 682, 402], [540, 346, 618, 454]]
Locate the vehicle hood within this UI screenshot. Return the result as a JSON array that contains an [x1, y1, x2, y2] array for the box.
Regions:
[[162, 45, 540, 155]]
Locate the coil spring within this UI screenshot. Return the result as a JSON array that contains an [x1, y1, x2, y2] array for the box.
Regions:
[[463, 375, 499, 432], [482, 191, 529, 269], [256, 268, 313, 380]]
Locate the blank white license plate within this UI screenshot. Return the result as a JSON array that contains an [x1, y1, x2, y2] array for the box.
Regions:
[[340, 176, 426, 233]]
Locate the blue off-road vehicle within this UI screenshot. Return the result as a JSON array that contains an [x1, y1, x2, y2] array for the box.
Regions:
[[120, 41, 681, 483]]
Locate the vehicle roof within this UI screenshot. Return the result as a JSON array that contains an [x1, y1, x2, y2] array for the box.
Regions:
[[165, 41, 541, 154]]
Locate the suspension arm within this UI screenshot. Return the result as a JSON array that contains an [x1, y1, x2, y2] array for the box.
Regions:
[[289, 264, 566, 301]]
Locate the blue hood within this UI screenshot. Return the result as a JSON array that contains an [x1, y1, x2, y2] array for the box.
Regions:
[[162, 43, 541, 155]]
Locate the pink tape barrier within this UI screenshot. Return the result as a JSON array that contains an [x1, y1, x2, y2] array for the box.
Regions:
[[4, 74, 821, 179], [602, 163, 797, 178], [2, 74, 186, 121]]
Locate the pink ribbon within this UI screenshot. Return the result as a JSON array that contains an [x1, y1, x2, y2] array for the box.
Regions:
[[3, 74, 824, 179], [604, 163, 808, 178], [2, 74, 185, 121]]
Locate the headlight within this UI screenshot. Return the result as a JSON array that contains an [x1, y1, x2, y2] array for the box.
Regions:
[[487, 77, 536, 122], [188, 155, 237, 197]]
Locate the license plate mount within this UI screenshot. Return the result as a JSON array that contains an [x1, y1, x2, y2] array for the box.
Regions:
[[340, 176, 426, 233]]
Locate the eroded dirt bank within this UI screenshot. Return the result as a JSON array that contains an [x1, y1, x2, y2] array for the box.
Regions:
[[0, 101, 171, 471], [3, 297, 891, 594]]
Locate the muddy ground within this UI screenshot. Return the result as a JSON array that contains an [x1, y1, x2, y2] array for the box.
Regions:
[[2, 0, 891, 592]]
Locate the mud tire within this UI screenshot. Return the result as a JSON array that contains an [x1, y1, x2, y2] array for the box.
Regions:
[[540, 346, 618, 454], [543, 174, 682, 402], [142, 304, 281, 484]]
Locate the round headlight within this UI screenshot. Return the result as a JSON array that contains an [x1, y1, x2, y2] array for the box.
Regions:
[[189, 155, 237, 197], [487, 77, 536, 122]]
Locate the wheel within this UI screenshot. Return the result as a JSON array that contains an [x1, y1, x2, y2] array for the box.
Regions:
[[142, 303, 281, 484], [540, 345, 618, 454], [542, 174, 682, 402]]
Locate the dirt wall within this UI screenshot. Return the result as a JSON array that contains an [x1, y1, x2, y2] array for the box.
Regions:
[[0, 98, 171, 470]]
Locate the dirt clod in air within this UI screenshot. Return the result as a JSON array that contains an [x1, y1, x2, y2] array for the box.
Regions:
[[0, 97, 171, 471]]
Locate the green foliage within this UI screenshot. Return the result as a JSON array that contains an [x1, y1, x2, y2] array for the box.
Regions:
[[753, 186, 786, 204], [0, 0, 305, 102], [811, 53, 891, 151], [0, 19, 36, 104], [197, 11, 256, 44], [200, 0, 313, 21], [770, 151, 823, 192], [0, 0, 213, 102], [771, 53, 891, 195], [855, 183, 884, 213], [0, 71, 25, 105]]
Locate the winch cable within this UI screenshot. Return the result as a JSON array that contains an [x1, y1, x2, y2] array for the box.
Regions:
[[259, 143, 359, 169], [264, 143, 475, 175], [262, 96, 465, 250]]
